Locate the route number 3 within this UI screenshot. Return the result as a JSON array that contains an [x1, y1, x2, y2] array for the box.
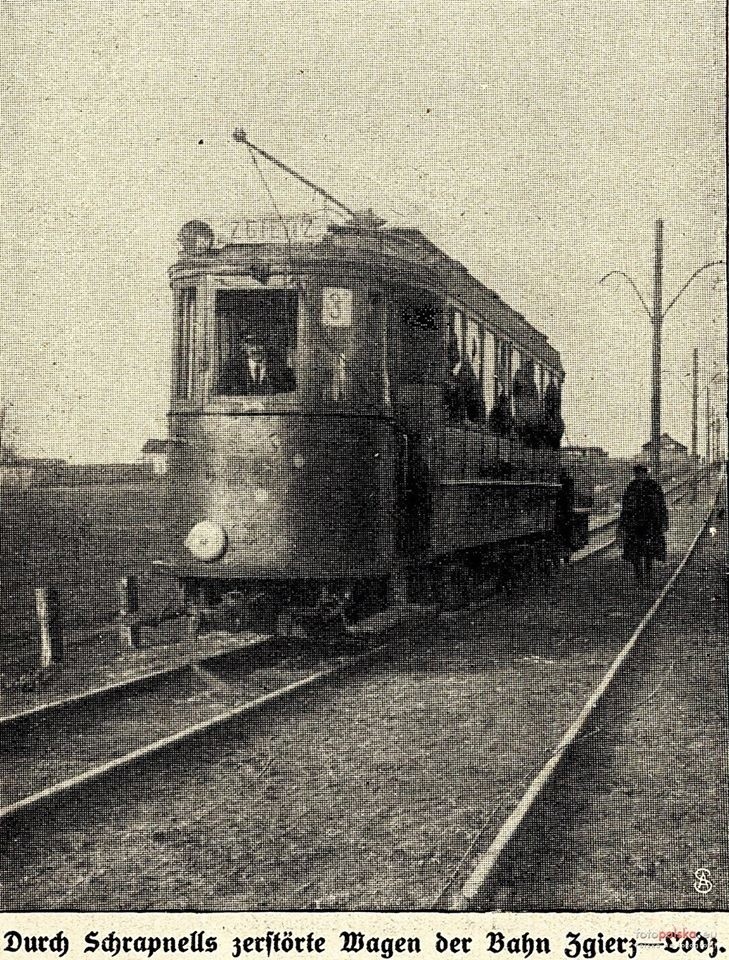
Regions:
[[321, 287, 353, 327]]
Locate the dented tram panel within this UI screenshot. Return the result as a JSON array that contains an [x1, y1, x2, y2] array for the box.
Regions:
[[157, 215, 571, 615], [166, 415, 397, 580]]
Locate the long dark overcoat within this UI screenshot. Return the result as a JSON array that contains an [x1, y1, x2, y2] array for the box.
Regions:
[[618, 476, 669, 562]]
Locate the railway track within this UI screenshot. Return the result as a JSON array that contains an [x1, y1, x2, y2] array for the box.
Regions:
[[0, 469, 710, 835], [0, 629, 403, 828], [0, 469, 717, 908], [437, 469, 725, 910]]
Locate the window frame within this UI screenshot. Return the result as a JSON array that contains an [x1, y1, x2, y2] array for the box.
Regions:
[[171, 285, 198, 404], [199, 278, 303, 411]]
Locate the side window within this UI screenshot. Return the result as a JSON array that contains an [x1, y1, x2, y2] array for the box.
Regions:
[[513, 354, 541, 445], [393, 286, 442, 385], [543, 370, 565, 448], [173, 287, 196, 400], [535, 362, 545, 401], [496, 340, 512, 398], [444, 308, 462, 420], [447, 307, 464, 371], [510, 349, 521, 415], [488, 338, 514, 436], [444, 311, 487, 424], [482, 329, 496, 413]]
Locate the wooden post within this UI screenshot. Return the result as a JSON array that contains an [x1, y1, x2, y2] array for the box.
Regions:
[[34, 587, 62, 667], [116, 575, 141, 652], [184, 610, 200, 640]]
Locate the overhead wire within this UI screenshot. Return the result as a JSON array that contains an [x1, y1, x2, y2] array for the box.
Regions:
[[242, 142, 393, 417]]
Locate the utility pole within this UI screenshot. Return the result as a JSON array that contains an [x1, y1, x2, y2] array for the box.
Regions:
[[715, 418, 722, 464], [691, 347, 698, 461], [706, 393, 712, 464], [599, 227, 723, 478], [650, 219, 663, 477]]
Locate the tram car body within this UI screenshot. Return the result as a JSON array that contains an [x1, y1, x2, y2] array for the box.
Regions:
[[156, 212, 577, 624]]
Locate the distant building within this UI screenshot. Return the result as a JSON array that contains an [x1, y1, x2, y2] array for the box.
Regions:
[[11, 457, 68, 481], [141, 439, 170, 476], [561, 445, 609, 465], [638, 433, 692, 473]]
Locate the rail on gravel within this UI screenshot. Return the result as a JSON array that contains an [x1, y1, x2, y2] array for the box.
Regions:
[[443, 468, 724, 911], [0, 642, 394, 829], [0, 602, 439, 832], [0, 468, 714, 843]]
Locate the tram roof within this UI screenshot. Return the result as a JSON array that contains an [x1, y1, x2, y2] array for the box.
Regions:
[[171, 216, 563, 371]]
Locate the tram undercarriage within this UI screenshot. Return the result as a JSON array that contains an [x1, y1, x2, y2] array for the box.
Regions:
[[175, 528, 569, 639]]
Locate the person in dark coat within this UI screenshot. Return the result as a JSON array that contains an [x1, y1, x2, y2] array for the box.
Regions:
[[618, 464, 669, 583], [488, 387, 513, 436], [513, 359, 541, 446], [444, 336, 485, 423], [218, 333, 295, 396], [457, 351, 487, 423]]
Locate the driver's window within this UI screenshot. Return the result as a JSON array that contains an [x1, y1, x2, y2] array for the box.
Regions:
[[213, 289, 297, 397]]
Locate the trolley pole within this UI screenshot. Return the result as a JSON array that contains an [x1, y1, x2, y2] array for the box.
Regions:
[[650, 219, 663, 477]]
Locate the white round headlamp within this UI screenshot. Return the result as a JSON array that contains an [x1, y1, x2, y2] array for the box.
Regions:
[[185, 521, 228, 562]]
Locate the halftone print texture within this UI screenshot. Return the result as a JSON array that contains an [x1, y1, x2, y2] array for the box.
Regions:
[[1, 0, 726, 913]]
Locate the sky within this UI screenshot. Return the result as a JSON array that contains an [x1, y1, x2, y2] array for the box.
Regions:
[[2, 0, 726, 462]]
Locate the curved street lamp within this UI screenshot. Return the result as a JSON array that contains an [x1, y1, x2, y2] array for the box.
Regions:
[[599, 219, 725, 476]]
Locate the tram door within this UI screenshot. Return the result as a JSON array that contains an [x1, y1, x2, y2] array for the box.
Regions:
[[388, 284, 440, 558], [396, 430, 431, 557]]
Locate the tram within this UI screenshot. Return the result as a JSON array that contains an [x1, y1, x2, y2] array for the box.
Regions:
[[154, 134, 578, 629]]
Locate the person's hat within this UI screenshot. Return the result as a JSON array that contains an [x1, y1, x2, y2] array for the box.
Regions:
[[634, 463, 649, 474]]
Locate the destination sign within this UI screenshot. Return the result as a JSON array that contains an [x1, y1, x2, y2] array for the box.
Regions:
[[216, 212, 336, 246]]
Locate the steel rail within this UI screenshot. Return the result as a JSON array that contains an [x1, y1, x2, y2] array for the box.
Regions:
[[0, 469, 710, 838], [447, 468, 724, 910], [0, 635, 274, 730], [0, 640, 396, 829]]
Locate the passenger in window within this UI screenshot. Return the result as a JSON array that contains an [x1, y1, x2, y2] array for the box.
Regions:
[[488, 387, 513, 436], [443, 331, 462, 419], [513, 358, 541, 446], [219, 333, 295, 396], [541, 377, 565, 449], [444, 335, 485, 423], [460, 342, 486, 422]]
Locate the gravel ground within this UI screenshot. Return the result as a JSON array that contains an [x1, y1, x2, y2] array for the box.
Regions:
[[1, 641, 353, 804], [0, 622, 275, 716], [0, 481, 718, 911], [491, 493, 728, 911]]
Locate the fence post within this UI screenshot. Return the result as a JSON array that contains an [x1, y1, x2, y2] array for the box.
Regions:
[[35, 587, 63, 667], [116, 575, 141, 652]]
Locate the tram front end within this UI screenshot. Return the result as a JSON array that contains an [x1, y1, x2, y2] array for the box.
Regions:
[[155, 221, 397, 629]]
